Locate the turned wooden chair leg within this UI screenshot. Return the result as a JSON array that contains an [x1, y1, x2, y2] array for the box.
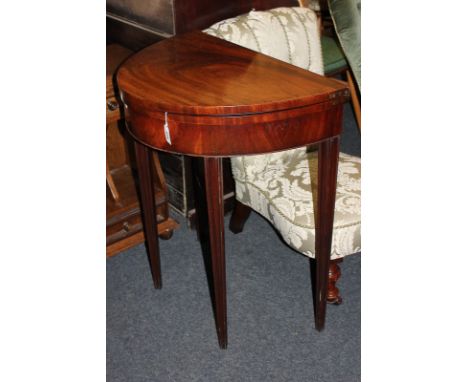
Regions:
[[327, 259, 343, 305], [229, 201, 252, 234]]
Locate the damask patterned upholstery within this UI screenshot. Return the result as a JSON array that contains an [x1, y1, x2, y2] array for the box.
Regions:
[[204, 7, 361, 260]]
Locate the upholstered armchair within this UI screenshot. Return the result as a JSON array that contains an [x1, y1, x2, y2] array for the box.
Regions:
[[204, 6, 361, 304]]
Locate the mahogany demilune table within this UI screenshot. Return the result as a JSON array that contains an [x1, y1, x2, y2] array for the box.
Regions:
[[117, 31, 349, 349]]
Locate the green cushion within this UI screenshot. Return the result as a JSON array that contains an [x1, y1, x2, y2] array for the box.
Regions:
[[328, 0, 361, 89], [321, 35, 347, 74]]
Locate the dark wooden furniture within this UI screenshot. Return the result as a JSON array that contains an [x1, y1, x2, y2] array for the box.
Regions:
[[107, 0, 347, 303], [107, 0, 298, 50], [107, 0, 298, 223], [117, 31, 349, 348], [106, 44, 179, 257]]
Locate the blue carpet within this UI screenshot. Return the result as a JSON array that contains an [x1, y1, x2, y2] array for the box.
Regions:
[[107, 103, 360, 381]]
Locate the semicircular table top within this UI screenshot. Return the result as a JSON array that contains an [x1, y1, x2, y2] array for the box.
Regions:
[[117, 31, 348, 116]]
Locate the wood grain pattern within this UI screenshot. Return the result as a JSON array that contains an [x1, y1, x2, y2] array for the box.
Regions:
[[118, 31, 348, 116], [107, 43, 179, 258], [117, 32, 349, 348], [125, 102, 344, 157], [118, 32, 348, 157]]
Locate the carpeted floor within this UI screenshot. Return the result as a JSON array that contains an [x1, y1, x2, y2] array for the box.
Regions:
[[107, 104, 360, 382]]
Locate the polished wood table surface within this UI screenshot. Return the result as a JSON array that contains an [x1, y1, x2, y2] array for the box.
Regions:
[[117, 30, 349, 349]]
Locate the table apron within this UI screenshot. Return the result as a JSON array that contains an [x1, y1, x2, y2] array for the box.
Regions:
[[124, 103, 344, 157]]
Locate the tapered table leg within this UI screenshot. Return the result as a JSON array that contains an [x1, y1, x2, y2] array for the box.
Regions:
[[134, 140, 162, 289], [203, 157, 227, 349], [315, 136, 340, 330]]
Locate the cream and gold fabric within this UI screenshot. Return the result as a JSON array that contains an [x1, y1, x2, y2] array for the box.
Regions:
[[205, 7, 360, 259]]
